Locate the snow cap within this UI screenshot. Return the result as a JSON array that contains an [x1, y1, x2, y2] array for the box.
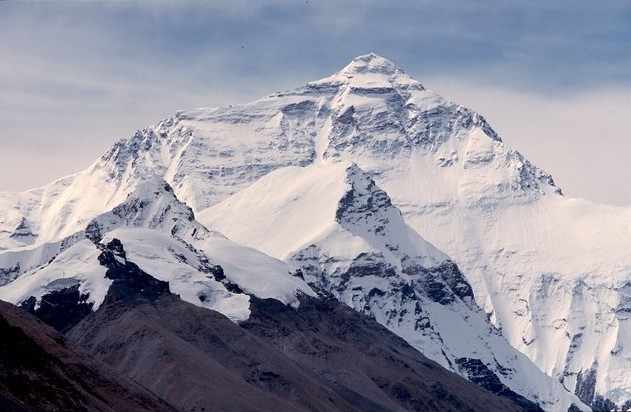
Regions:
[[340, 53, 401, 76]]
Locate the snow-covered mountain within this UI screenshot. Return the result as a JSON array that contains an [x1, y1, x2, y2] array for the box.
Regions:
[[201, 160, 583, 410], [0, 170, 549, 411], [1, 53, 629, 410]]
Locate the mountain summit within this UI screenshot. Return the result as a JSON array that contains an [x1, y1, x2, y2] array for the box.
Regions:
[[340, 53, 403, 75], [1, 54, 630, 411]]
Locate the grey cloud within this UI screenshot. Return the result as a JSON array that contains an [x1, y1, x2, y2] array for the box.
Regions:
[[4, 1, 627, 93]]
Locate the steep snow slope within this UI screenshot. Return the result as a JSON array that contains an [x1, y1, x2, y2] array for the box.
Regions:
[[0, 52, 629, 408], [0, 165, 130, 251], [0, 178, 314, 322], [300, 55, 631, 409], [201, 161, 585, 412], [200, 162, 447, 267], [404, 195, 631, 409], [204, 55, 631, 408]]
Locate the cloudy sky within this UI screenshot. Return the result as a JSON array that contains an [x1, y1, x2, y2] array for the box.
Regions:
[[1, 1, 629, 205]]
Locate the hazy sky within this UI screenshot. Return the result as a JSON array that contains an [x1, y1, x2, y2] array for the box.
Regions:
[[1, 1, 630, 206]]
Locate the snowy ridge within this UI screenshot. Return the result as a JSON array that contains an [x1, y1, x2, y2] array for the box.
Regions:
[[0, 239, 110, 311], [200, 160, 584, 411], [0, 177, 315, 322], [0, 163, 131, 251], [100, 228, 251, 321], [84, 175, 211, 243], [336, 163, 447, 269], [0, 176, 210, 286]]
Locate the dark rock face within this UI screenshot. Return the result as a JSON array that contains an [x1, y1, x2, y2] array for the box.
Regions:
[[20, 284, 93, 333], [403, 261, 474, 305], [575, 367, 597, 406], [9, 217, 36, 240], [18, 237, 172, 333], [591, 395, 616, 412], [336, 171, 393, 225], [0, 300, 175, 412], [98, 238, 171, 302], [65, 273, 537, 412], [67, 293, 350, 412], [573, 366, 621, 410], [243, 296, 539, 412], [567, 403, 583, 412], [0, 262, 20, 286], [281, 100, 316, 116], [455, 358, 543, 412]]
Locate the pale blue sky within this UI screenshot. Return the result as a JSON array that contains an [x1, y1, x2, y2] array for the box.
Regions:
[[1, 1, 629, 205]]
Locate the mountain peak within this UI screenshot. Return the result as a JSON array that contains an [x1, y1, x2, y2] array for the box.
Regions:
[[85, 175, 208, 244], [339, 53, 401, 76], [307, 53, 423, 96]]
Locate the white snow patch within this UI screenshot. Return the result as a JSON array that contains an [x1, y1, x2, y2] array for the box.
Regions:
[[102, 228, 251, 322], [199, 235, 315, 306], [0, 239, 110, 310], [199, 162, 351, 259]]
